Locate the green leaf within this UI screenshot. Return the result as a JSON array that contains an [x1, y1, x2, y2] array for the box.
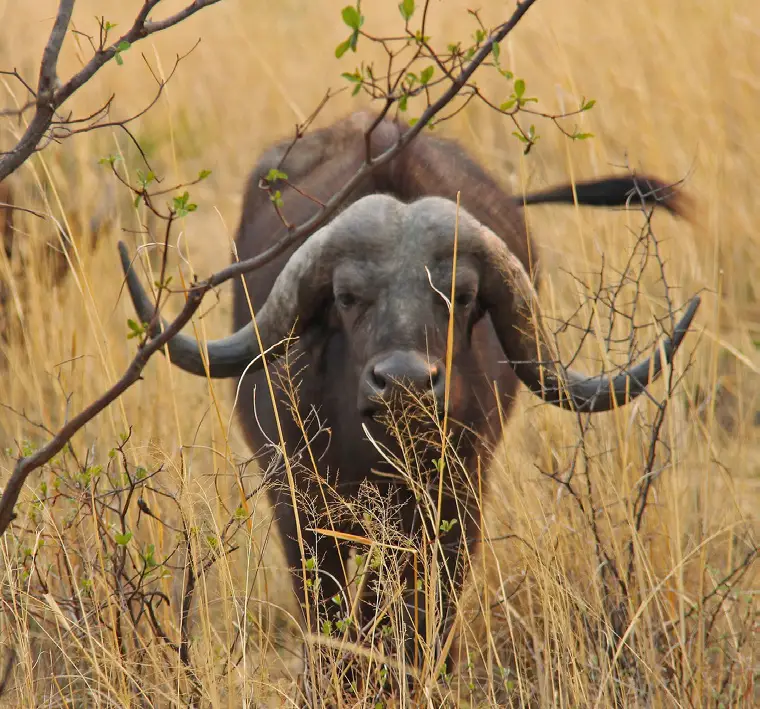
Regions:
[[173, 190, 197, 217], [398, 94, 408, 111], [341, 5, 363, 30], [398, 0, 415, 21], [580, 98, 596, 111], [205, 535, 219, 549], [137, 169, 155, 189], [491, 42, 500, 64], [335, 617, 351, 632], [265, 167, 288, 182], [126, 318, 145, 340], [572, 131, 594, 140], [198, 168, 212, 180], [420, 65, 434, 85], [335, 38, 352, 58], [341, 71, 362, 83], [500, 99, 516, 111], [114, 531, 132, 546], [113, 40, 131, 67], [143, 543, 157, 568], [514, 78, 525, 98], [440, 518, 459, 534]]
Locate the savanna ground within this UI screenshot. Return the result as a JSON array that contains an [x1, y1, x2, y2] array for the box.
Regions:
[[0, 1, 758, 707]]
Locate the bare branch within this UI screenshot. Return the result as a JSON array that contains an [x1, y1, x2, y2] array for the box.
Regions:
[[143, 0, 222, 34], [0, 100, 35, 119], [37, 0, 75, 100], [0, 0, 222, 183], [0, 202, 47, 220]]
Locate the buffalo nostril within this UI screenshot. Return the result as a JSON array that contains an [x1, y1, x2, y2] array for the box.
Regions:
[[367, 353, 446, 403], [429, 363, 446, 399], [370, 366, 387, 394]]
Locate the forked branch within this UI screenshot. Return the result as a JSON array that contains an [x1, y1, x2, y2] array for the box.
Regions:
[[0, 0, 223, 183]]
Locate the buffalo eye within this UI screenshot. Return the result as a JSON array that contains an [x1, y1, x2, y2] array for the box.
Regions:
[[335, 291, 358, 309], [454, 291, 476, 309]]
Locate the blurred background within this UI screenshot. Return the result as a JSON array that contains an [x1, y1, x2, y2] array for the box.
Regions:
[[0, 1, 757, 706]]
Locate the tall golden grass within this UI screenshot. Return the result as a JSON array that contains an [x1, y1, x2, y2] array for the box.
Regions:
[[0, 0, 757, 707]]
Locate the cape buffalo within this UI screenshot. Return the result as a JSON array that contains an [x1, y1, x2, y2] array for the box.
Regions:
[[119, 110, 699, 683]]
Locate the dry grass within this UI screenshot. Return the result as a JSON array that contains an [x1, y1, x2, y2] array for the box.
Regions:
[[0, 0, 758, 707]]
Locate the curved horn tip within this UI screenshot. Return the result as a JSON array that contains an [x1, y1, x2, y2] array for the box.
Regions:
[[681, 294, 701, 326], [561, 294, 701, 414], [118, 240, 132, 273], [671, 294, 701, 349]]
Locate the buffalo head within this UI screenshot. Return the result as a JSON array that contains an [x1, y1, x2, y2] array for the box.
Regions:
[[119, 194, 700, 421]]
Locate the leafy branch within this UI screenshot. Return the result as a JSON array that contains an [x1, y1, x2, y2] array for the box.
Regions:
[[332, 0, 595, 154]]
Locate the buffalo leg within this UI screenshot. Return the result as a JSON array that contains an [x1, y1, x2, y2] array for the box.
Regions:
[[268, 485, 352, 630], [353, 487, 479, 691], [399, 493, 478, 681]]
